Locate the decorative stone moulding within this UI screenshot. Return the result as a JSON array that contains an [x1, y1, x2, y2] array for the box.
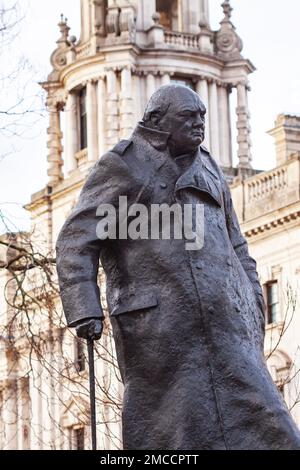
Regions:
[[215, 1, 243, 60], [245, 211, 300, 238], [49, 15, 72, 81], [105, 4, 137, 44], [106, 7, 120, 35]]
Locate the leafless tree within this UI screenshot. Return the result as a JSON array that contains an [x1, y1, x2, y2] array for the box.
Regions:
[[0, 223, 123, 450], [0, 1, 121, 450], [1, 210, 300, 450], [0, 1, 45, 163]]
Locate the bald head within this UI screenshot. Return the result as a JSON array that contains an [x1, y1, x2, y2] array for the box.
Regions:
[[143, 84, 205, 123], [142, 84, 206, 157]]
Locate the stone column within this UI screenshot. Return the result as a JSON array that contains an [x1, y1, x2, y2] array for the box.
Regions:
[[179, 0, 189, 32], [46, 99, 63, 185], [106, 69, 119, 147], [17, 377, 30, 450], [184, 0, 200, 34], [209, 80, 220, 163], [218, 84, 232, 168], [200, 0, 210, 26], [49, 329, 64, 450], [86, 80, 99, 161], [196, 78, 210, 151], [179, 0, 207, 33], [29, 364, 43, 450], [236, 82, 252, 168], [65, 92, 78, 176], [146, 73, 156, 101], [136, 0, 156, 30], [2, 379, 18, 449], [40, 337, 55, 450], [161, 73, 170, 86], [134, 73, 144, 123], [97, 76, 106, 155], [176, 0, 183, 31], [120, 67, 134, 139], [80, 0, 92, 43]]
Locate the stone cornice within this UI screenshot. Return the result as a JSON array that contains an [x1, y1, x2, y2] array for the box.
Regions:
[[133, 68, 232, 88], [244, 210, 300, 239], [26, 174, 86, 213], [51, 42, 253, 95], [59, 52, 106, 84], [222, 57, 256, 74], [58, 44, 238, 87]]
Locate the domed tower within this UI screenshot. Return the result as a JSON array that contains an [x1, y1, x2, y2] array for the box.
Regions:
[[41, 0, 254, 194]]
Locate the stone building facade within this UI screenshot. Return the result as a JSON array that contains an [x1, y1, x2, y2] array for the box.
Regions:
[[231, 113, 300, 425], [0, 0, 299, 449]]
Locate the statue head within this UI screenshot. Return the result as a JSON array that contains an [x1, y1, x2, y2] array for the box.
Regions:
[[143, 84, 206, 157]]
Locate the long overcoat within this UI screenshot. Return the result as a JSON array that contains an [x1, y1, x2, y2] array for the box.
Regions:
[[56, 124, 300, 450]]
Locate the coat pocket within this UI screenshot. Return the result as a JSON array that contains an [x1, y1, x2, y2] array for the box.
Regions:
[[110, 292, 158, 317]]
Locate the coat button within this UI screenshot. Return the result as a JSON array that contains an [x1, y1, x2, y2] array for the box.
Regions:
[[227, 257, 232, 266], [195, 264, 202, 270], [160, 182, 167, 189], [208, 306, 215, 314]]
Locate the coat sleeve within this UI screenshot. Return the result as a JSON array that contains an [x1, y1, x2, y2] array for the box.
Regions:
[[56, 151, 134, 327], [222, 178, 265, 311]]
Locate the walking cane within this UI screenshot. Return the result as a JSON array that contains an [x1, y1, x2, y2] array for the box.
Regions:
[[87, 338, 97, 450]]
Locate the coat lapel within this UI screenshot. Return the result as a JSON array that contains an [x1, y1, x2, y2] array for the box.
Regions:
[[175, 148, 223, 207]]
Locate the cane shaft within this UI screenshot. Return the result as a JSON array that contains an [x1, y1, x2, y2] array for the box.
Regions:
[[87, 339, 97, 450]]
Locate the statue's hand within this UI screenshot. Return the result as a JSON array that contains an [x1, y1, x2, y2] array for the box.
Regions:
[[75, 318, 103, 341]]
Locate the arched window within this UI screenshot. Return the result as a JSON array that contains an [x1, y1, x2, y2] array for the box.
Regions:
[[156, 0, 179, 31]]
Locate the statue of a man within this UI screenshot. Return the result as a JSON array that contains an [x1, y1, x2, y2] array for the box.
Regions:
[[56, 85, 300, 450]]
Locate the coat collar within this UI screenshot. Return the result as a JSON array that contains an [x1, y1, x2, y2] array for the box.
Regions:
[[133, 123, 170, 151], [175, 148, 223, 207], [132, 123, 171, 170], [132, 125, 222, 207]]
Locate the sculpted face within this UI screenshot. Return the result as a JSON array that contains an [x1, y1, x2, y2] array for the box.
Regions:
[[144, 85, 206, 157], [160, 88, 206, 156]]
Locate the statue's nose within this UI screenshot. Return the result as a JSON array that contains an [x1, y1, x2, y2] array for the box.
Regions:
[[193, 116, 204, 128]]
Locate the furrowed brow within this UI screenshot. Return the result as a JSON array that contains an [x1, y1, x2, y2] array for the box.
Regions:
[[177, 107, 198, 113]]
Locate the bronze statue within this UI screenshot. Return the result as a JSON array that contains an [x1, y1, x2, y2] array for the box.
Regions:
[[56, 85, 300, 450]]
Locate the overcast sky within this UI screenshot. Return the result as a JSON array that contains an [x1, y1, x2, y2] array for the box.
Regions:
[[0, 0, 299, 233]]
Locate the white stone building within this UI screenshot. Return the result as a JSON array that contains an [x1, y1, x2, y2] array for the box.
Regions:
[[231, 113, 300, 425], [0, 0, 299, 450]]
